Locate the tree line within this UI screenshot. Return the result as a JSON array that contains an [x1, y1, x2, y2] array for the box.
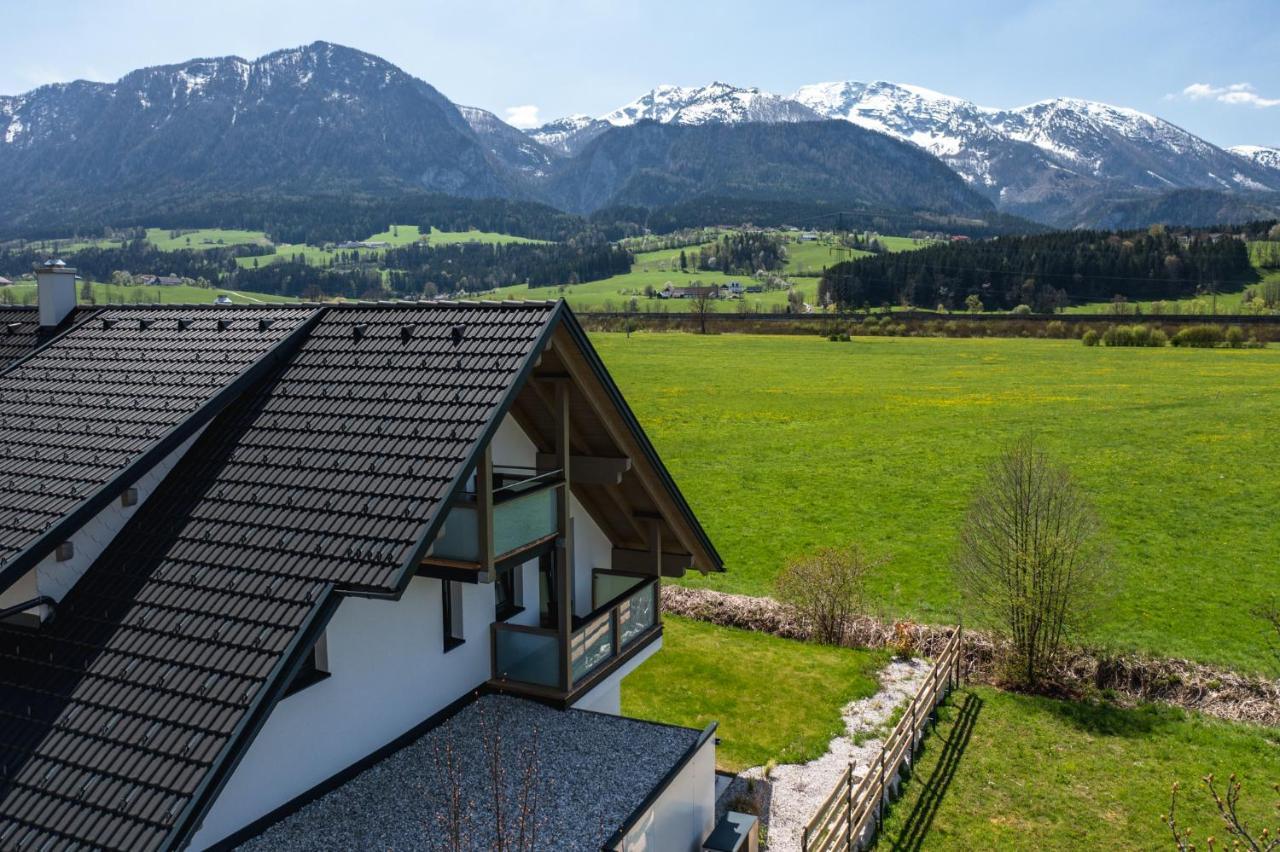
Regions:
[[818, 227, 1258, 312], [0, 234, 633, 300]]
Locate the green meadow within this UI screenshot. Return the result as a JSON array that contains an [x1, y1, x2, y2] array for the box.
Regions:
[[621, 616, 886, 772], [592, 333, 1280, 673], [878, 686, 1278, 850]]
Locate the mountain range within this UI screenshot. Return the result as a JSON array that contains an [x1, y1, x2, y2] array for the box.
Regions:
[[529, 80, 1280, 227], [2, 41, 1277, 236]]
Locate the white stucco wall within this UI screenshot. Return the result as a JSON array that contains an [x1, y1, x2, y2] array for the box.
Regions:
[[620, 734, 717, 852], [188, 576, 496, 849], [0, 427, 205, 619]]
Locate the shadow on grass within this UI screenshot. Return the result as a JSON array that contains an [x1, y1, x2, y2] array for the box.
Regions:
[[882, 691, 983, 852], [1040, 694, 1183, 739]]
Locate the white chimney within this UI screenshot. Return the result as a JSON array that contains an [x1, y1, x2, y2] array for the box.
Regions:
[[36, 259, 77, 328]]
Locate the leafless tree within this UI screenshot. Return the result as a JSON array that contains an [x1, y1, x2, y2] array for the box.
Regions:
[[952, 435, 1105, 689], [1166, 776, 1279, 851], [690, 283, 715, 334], [774, 545, 882, 645], [434, 703, 544, 852]]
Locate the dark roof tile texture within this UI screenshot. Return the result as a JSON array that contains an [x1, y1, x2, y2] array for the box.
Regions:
[[0, 302, 557, 852], [0, 308, 317, 582], [0, 307, 94, 370]]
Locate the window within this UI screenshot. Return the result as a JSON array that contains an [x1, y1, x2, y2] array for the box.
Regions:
[[538, 551, 558, 629], [284, 632, 330, 697], [494, 563, 523, 622], [442, 580, 464, 651]]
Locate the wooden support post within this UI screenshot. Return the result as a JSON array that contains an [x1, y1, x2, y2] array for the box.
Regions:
[[647, 519, 662, 576], [554, 381, 574, 692], [476, 444, 495, 583]]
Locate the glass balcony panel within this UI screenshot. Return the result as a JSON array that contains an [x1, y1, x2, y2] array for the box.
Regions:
[[571, 612, 616, 683], [494, 627, 560, 688], [430, 505, 479, 562], [593, 571, 646, 609], [618, 581, 657, 648], [494, 487, 557, 556]]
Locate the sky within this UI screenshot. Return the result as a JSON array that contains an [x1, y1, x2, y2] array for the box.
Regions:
[[1, 0, 1277, 148]]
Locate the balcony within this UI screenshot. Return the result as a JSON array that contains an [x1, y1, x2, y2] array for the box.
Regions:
[[490, 571, 660, 703], [424, 466, 562, 576]]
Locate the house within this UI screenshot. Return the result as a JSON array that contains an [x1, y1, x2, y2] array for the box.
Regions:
[[0, 277, 11, 286], [335, 240, 391, 250], [724, 281, 744, 297], [799, 232, 818, 242], [138, 274, 185, 286], [0, 263, 728, 851], [659, 283, 723, 300]]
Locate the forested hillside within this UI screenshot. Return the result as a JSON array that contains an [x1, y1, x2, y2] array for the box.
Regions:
[[819, 228, 1257, 311]]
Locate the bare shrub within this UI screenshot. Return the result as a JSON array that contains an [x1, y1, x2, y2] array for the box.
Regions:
[[953, 436, 1105, 690], [1166, 775, 1279, 852], [773, 545, 883, 645]]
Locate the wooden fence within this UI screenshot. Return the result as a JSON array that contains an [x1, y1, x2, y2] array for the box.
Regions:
[[801, 628, 964, 852]]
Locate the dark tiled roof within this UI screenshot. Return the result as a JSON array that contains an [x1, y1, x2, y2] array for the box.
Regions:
[[0, 302, 559, 852], [0, 307, 319, 589], [0, 307, 94, 370]]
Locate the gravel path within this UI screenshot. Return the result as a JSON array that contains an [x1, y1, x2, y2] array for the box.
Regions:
[[721, 657, 934, 852]]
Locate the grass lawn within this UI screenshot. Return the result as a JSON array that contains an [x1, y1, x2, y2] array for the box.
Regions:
[[877, 686, 1279, 850], [592, 333, 1280, 673], [621, 616, 888, 772]]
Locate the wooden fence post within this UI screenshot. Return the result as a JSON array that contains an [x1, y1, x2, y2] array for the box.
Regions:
[[846, 763, 854, 851]]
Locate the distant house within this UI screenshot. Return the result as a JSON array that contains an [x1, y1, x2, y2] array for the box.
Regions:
[[743, 284, 764, 294], [799, 232, 819, 242], [660, 283, 724, 300], [0, 277, 11, 286], [336, 240, 391, 250], [950, 235, 971, 242], [138, 274, 184, 286]]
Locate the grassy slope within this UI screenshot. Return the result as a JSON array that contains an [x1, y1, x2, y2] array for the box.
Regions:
[[592, 333, 1280, 672], [236, 225, 546, 269], [143, 227, 271, 251], [1, 282, 298, 305], [878, 686, 1278, 850], [488, 272, 807, 313], [621, 616, 887, 772]]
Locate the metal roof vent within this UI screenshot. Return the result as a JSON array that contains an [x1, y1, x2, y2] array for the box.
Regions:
[[399, 324, 415, 342], [258, 318, 274, 331], [217, 319, 232, 331], [4, 322, 19, 335], [138, 319, 153, 330], [101, 318, 116, 330], [352, 323, 367, 340], [450, 324, 465, 345], [177, 318, 193, 331]]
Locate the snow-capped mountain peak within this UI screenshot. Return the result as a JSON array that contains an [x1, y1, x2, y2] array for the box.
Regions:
[[599, 81, 820, 127], [1230, 144, 1280, 173]]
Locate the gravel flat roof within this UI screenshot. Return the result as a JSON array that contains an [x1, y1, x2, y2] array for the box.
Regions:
[[237, 694, 705, 851]]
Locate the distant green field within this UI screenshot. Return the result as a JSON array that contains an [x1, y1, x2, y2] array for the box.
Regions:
[[144, 227, 271, 251], [488, 271, 811, 313], [783, 240, 872, 277], [879, 686, 1278, 850], [621, 616, 886, 772], [235, 224, 545, 269], [0, 282, 298, 306], [593, 333, 1280, 673]]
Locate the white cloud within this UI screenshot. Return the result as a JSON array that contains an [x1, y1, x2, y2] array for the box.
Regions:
[[1177, 82, 1280, 108], [504, 104, 541, 128]]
